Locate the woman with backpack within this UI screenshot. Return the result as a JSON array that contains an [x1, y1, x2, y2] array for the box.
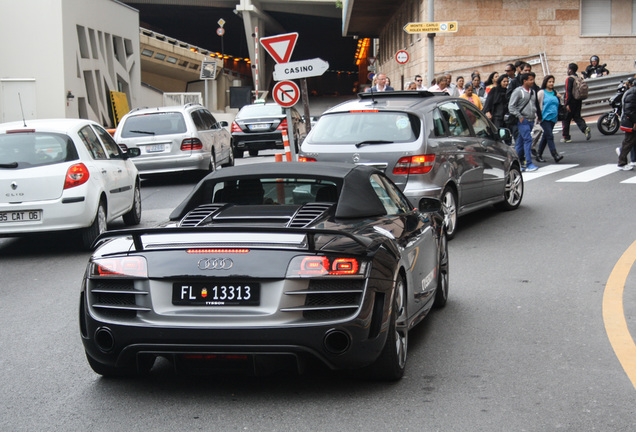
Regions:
[[562, 63, 591, 143]]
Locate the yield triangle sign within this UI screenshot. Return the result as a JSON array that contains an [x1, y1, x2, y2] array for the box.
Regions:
[[259, 32, 298, 64]]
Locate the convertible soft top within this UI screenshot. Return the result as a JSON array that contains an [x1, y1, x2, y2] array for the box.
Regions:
[[169, 162, 389, 220]]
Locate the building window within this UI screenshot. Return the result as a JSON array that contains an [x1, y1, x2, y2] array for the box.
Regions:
[[581, 0, 636, 35]]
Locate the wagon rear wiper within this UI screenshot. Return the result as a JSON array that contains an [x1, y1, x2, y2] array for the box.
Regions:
[[355, 140, 393, 148], [129, 130, 155, 135], [0, 162, 18, 168]]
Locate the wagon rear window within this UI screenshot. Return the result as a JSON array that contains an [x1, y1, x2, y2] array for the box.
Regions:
[[308, 112, 420, 144]]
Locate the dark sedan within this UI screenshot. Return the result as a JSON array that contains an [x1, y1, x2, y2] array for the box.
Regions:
[[79, 162, 448, 380], [231, 103, 307, 157]]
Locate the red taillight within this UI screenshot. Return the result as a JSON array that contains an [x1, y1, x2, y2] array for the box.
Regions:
[[298, 156, 316, 162], [64, 163, 90, 189], [231, 121, 242, 133], [90, 256, 148, 278], [186, 249, 250, 254], [331, 258, 359, 275], [180, 138, 203, 151], [287, 256, 365, 278], [393, 155, 435, 175], [276, 119, 288, 130], [300, 256, 329, 275]]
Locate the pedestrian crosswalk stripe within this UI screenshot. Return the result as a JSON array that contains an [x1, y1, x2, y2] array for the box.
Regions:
[[556, 164, 621, 182], [522, 164, 578, 181], [621, 175, 636, 184]]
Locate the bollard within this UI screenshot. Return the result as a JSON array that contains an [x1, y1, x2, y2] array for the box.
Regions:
[[281, 129, 292, 161], [275, 153, 283, 162]]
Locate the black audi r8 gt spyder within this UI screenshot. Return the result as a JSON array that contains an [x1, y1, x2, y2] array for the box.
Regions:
[[79, 162, 449, 380]]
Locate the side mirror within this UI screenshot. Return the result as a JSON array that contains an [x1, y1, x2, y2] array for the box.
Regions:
[[126, 147, 141, 158], [419, 198, 442, 213], [219, 121, 229, 128], [499, 128, 512, 143]]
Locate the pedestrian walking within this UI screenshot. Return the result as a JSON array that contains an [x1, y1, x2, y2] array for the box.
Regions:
[[483, 74, 510, 128], [460, 83, 483, 110], [508, 72, 539, 172], [617, 79, 636, 170], [536, 75, 564, 163], [414, 74, 427, 90], [561, 63, 591, 142], [369, 73, 394, 92]]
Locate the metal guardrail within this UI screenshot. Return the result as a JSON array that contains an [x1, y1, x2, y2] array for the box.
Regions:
[[554, 73, 633, 118]]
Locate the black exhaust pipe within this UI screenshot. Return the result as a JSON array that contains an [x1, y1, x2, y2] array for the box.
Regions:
[[94, 327, 115, 352], [323, 329, 351, 355]]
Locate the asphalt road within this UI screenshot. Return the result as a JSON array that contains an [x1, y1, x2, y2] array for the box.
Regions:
[[1, 128, 635, 431]]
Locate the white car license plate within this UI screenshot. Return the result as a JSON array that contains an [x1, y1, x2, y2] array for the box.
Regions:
[[249, 124, 270, 131], [146, 144, 165, 153], [0, 210, 42, 223]]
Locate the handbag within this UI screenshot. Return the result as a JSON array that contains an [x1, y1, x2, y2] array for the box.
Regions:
[[557, 104, 566, 121]]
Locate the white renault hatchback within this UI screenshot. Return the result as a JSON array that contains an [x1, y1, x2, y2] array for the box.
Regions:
[[0, 119, 142, 249]]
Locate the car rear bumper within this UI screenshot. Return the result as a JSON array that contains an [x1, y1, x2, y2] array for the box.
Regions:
[[232, 132, 284, 151], [131, 152, 210, 174], [79, 282, 392, 371], [0, 195, 98, 235]]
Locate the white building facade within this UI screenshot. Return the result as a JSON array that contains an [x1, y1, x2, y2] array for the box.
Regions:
[[0, 0, 140, 126]]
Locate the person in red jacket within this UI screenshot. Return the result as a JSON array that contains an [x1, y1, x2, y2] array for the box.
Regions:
[[562, 63, 591, 143]]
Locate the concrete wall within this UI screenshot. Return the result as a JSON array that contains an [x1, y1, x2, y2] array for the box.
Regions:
[[0, 0, 140, 126], [0, 1, 65, 121]]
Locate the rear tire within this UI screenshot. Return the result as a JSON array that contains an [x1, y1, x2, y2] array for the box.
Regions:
[[441, 187, 458, 240], [433, 232, 449, 309], [222, 143, 235, 167], [122, 183, 142, 226], [233, 147, 244, 158], [249, 149, 259, 157], [364, 274, 408, 381], [81, 201, 107, 250]]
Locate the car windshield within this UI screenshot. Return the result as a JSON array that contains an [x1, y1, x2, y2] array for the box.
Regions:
[[0, 132, 79, 169], [308, 111, 420, 144], [211, 177, 339, 205], [120, 112, 187, 137], [237, 105, 284, 119]]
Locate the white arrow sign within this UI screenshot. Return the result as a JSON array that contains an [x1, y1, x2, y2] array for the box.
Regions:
[[273, 58, 329, 81]]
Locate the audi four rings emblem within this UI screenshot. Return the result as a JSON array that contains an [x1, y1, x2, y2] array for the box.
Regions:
[[198, 258, 234, 270]]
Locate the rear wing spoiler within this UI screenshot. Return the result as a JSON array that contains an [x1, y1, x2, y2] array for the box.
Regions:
[[93, 226, 374, 254]]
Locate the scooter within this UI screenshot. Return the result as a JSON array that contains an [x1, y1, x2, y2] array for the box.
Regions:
[[597, 82, 626, 135]]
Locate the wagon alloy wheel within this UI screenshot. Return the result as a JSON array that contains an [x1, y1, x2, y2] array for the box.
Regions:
[[441, 187, 457, 239], [434, 233, 449, 309], [497, 166, 523, 210], [222, 143, 235, 167], [365, 274, 408, 381]]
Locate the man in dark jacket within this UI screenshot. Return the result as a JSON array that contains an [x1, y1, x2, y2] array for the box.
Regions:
[[618, 81, 636, 170], [562, 63, 591, 143]]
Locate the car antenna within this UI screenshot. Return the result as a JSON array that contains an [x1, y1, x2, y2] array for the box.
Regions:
[[18, 93, 27, 127], [369, 87, 377, 104]]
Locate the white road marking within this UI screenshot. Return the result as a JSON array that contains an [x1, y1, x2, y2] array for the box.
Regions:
[[522, 164, 577, 181], [556, 164, 620, 182]]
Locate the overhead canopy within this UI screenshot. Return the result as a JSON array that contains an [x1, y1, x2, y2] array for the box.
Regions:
[[342, 0, 404, 37]]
